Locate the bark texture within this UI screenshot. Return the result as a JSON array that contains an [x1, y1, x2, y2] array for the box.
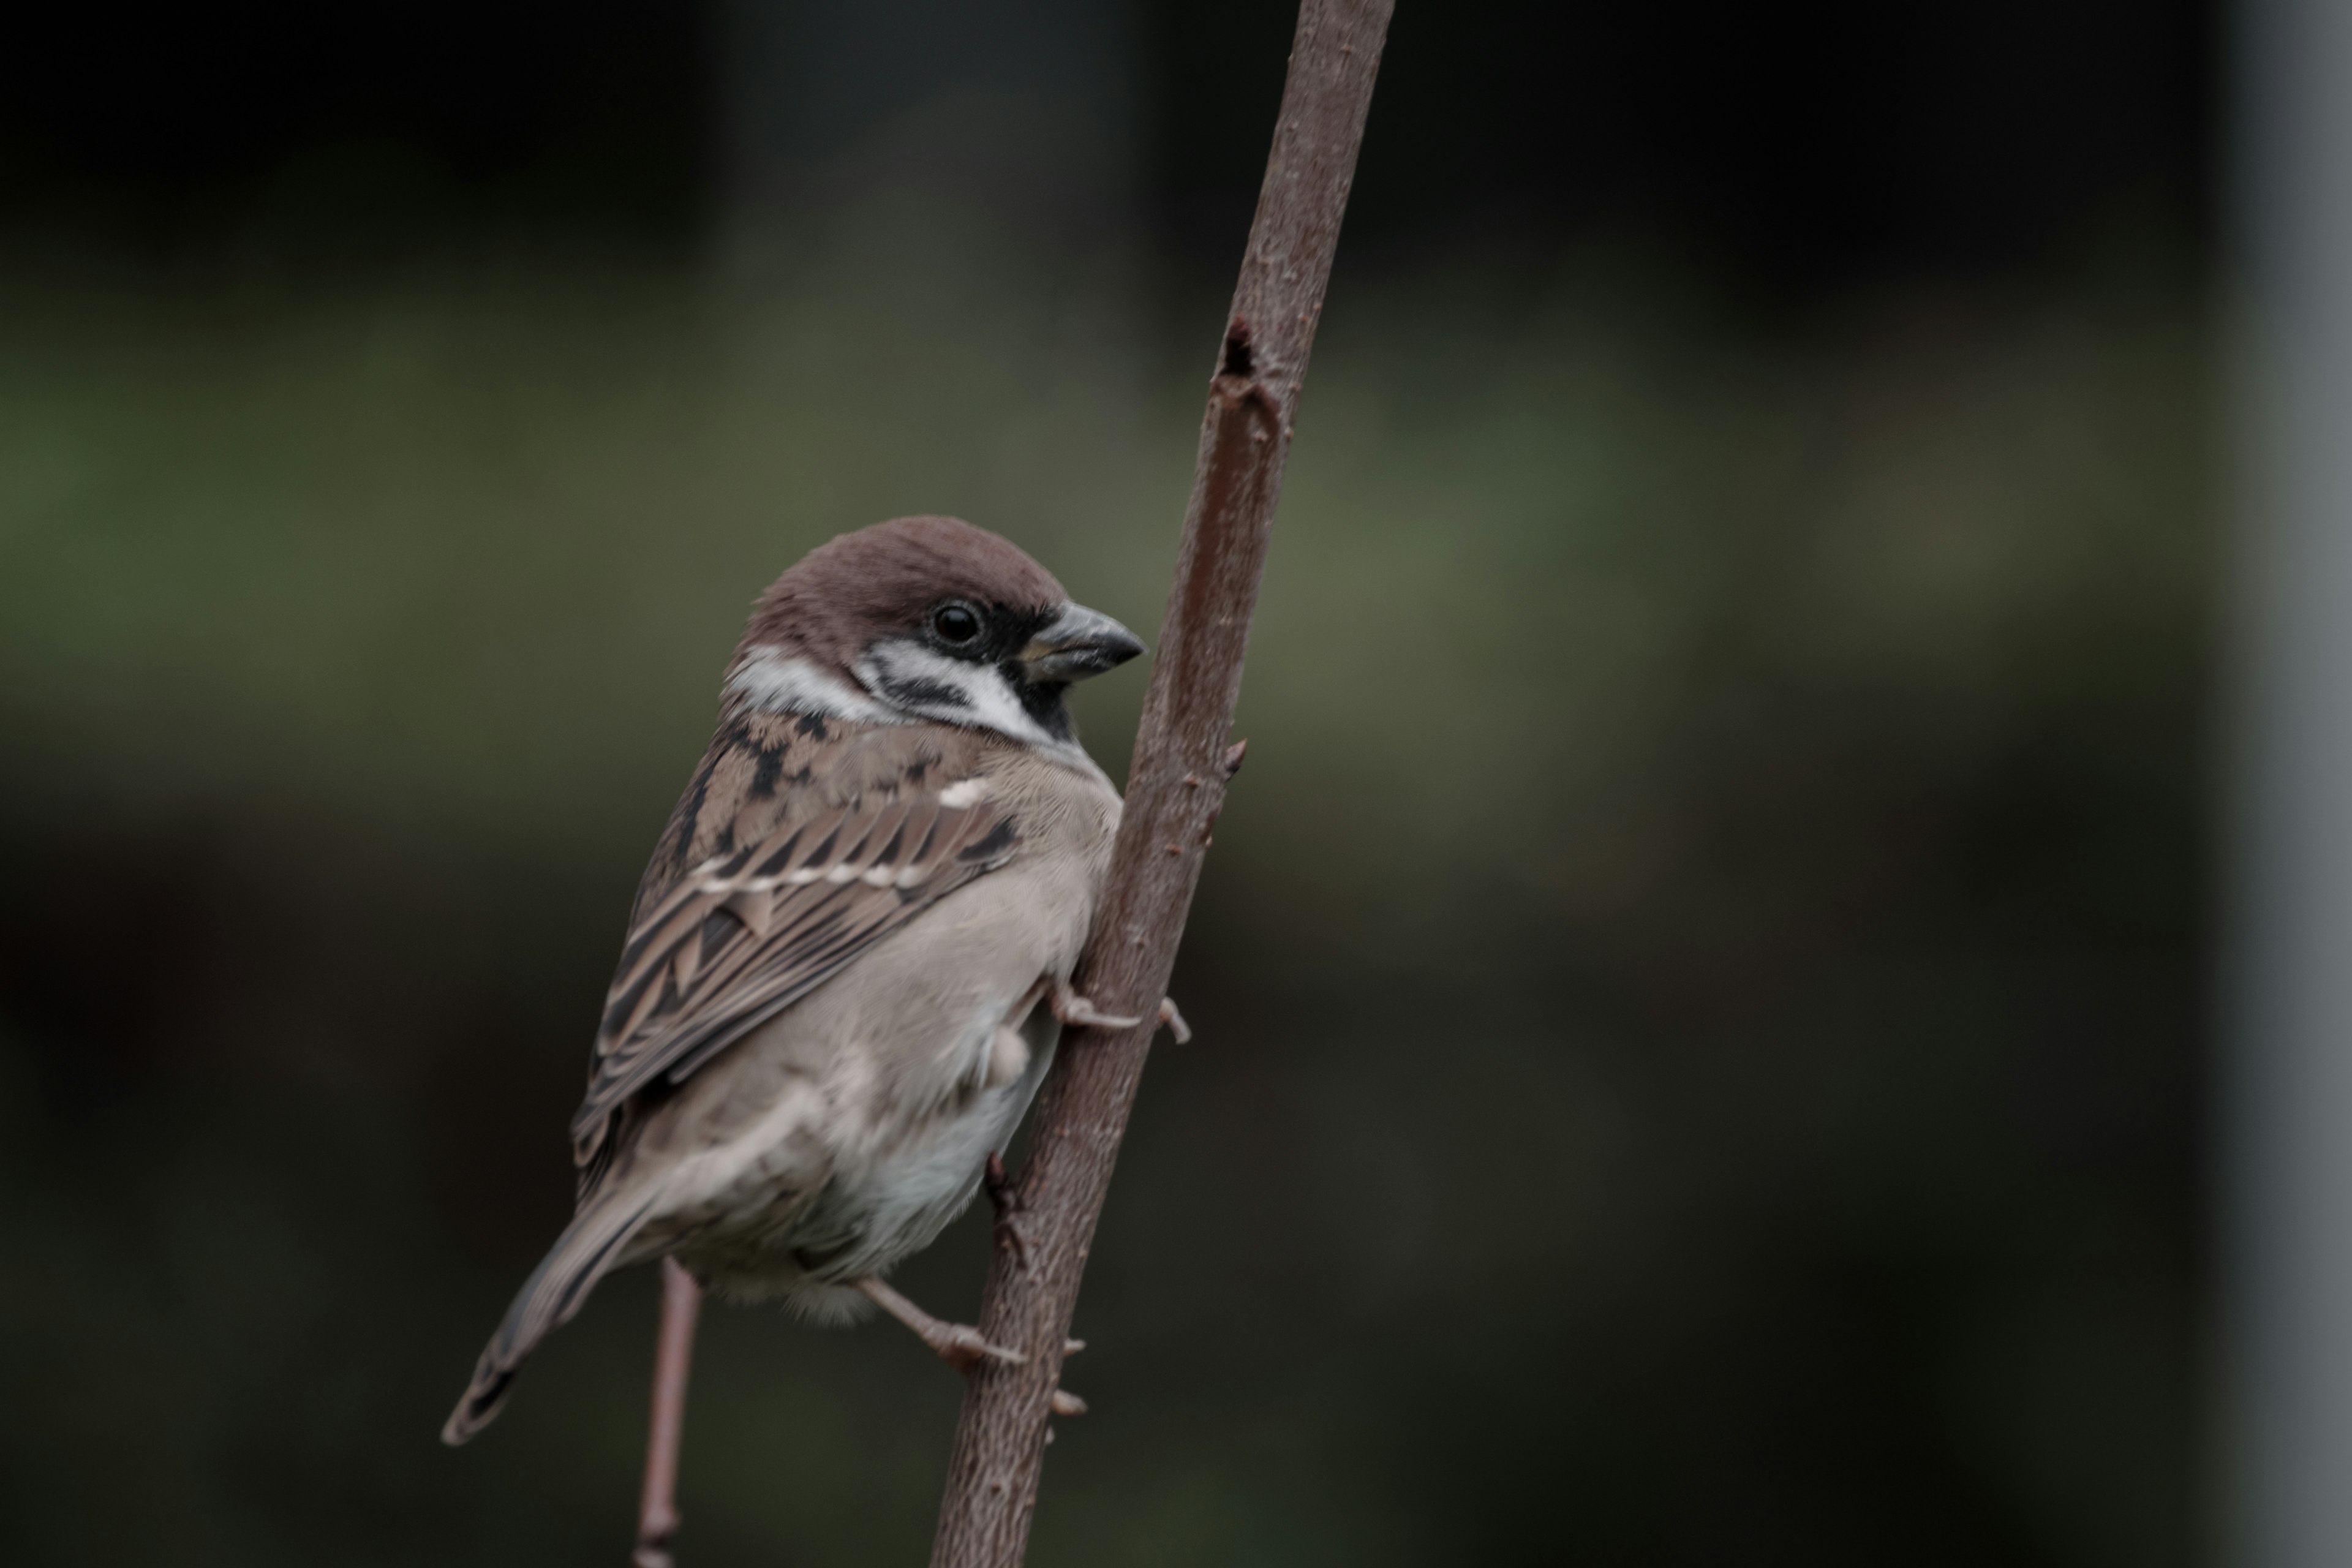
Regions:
[[927, 4, 1393, 1563]]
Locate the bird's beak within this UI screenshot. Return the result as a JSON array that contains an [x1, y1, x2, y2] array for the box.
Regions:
[[1021, 602, 1145, 683]]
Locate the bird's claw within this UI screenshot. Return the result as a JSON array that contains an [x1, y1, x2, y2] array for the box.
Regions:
[[1050, 979, 1193, 1042], [856, 1275, 1023, 1373], [928, 1322, 1025, 1373], [1049, 980, 1142, 1031]]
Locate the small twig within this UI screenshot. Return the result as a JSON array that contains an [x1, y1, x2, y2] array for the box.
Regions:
[[925, 5, 1392, 1566], [634, 1257, 704, 1568]]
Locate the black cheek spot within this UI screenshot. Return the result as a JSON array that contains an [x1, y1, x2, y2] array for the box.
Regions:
[[894, 676, 968, 709]]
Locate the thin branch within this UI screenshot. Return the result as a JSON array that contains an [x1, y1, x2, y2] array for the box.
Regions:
[[634, 1257, 704, 1568], [926, 5, 1393, 1564]]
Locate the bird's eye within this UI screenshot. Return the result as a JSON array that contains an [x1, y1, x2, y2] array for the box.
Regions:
[[931, 603, 982, 646]]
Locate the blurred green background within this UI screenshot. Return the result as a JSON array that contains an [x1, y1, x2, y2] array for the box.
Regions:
[[0, 1, 2213, 1563]]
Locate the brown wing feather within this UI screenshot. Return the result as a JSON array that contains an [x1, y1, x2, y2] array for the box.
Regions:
[[572, 715, 1020, 1177]]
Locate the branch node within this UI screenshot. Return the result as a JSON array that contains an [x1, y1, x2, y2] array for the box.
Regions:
[[1220, 320, 1256, 378]]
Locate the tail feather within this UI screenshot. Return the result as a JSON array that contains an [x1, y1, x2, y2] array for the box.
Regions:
[[441, 1192, 660, 1446]]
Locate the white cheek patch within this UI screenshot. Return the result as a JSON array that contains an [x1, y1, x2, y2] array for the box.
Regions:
[[853, 639, 1057, 750], [725, 647, 904, 724]]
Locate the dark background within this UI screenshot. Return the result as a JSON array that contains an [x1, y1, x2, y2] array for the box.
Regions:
[[0, 2, 2216, 1564], [2, 0, 2209, 284]]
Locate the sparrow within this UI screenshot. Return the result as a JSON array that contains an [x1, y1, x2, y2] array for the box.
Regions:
[[442, 514, 1161, 1445]]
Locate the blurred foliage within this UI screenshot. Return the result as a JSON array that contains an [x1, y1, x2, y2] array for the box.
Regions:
[[0, 208, 2208, 1566]]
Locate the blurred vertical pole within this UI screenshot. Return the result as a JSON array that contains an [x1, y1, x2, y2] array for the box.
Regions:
[[633, 1258, 703, 1568], [2230, 0, 2352, 1562]]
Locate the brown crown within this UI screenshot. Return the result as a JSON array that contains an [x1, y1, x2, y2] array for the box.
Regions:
[[738, 516, 1068, 674]]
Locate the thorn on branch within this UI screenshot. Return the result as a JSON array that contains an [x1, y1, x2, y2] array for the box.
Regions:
[[1222, 740, 1248, 778]]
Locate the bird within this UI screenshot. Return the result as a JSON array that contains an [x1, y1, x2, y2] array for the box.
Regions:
[[442, 514, 1170, 1446]]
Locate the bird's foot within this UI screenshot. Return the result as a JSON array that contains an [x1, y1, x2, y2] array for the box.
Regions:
[[855, 1276, 1023, 1371], [854, 1275, 1088, 1412], [1049, 979, 1142, 1031], [1050, 979, 1193, 1042]]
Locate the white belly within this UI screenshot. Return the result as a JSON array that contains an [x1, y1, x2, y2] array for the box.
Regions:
[[664, 1000, 1060, 1311]]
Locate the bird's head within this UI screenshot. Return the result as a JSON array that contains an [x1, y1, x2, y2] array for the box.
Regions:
[[725, 515, 1145, 755]]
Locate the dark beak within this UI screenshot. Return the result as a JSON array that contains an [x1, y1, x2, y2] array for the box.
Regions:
[[1021, 602, 1145, 683]]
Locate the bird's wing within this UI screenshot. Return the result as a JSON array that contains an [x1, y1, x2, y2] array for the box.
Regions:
[[571, 715, 1020, 1177]]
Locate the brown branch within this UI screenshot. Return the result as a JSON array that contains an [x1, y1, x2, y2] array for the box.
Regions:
[[633, 1256, 703, 1568], [926, 5, 1393, 1564]]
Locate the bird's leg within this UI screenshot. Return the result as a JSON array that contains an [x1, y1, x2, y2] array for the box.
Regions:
[[856, 1276, 1025, 1371], [635, 1257, 704, 1568]]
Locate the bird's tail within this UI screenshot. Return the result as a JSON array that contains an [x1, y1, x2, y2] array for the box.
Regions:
[[441, 1190, 661, 1446]]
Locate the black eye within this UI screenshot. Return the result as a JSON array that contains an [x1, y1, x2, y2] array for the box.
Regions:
[[931, 602, 982, 646]]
